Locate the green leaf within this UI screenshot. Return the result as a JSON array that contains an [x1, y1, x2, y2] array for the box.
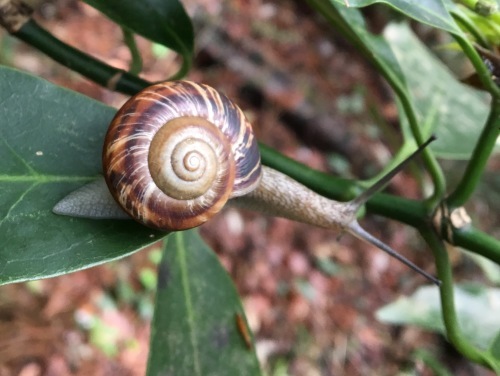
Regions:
[[384, 23, 493, 159], [465, 250, 500, 285], [330, 0, 460, 33], [83, 0, 194, 77], [318, 6, 432, 171], [147, 230, 261, 376], [490, 330, 500, 360], [376, 284, 500, 350], [333, 4, 407, 84], [0, 66, 163, 285], [310, 3, 490, 162]]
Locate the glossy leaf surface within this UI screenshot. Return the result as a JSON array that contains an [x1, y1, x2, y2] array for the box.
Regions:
[[83, 0, 194, 75], [385, 23, 492, 159], [0, 66, 164, 285], [322, 5, 491, 159], [377, 284, 500, 350], [147, 230, 261, 376], [330, 0, 460, 33]]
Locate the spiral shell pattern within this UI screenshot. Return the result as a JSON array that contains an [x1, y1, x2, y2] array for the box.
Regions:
[[103, 81, 262, 231]]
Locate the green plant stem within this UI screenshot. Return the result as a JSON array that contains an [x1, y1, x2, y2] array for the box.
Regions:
[[392, 93, 446, 208], [421, 228, 500, 372], [452, 226, 500, 263], [8, 0, 500, 272], [14, 19, 149, 95], [11, 0, 448, 209], [371, 63, 447, 208], [452, 8, 491, 48], [490, 12, 500, 28], [261, 144, 500, 264], [260, 143, 429, 227], [5, 6, 431, 230], [458, 0, 499, 16], [443, 29, 500, 209], [306, 0, 446, 207], [122, 27, 143, 75], [446, 103, 500, 208], [452, 27, 500, 98]]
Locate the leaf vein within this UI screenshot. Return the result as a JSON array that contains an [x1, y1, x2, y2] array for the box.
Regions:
[[177, 232, 202, 375], [0, 182, 39, 226]]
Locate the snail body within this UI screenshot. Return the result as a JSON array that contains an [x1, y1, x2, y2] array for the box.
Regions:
[[54, 80, 438, 284], [102, 80, 353, 233]]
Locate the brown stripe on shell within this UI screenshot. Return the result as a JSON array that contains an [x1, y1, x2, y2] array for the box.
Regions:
[[143, 81, 262, 195], [103, 81, 260, 231]]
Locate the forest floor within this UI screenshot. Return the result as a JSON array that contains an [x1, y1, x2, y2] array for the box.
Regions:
[[0, 0, 497, 375]]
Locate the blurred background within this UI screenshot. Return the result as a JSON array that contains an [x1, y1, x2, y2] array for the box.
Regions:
[[0, 0, 498, 375]]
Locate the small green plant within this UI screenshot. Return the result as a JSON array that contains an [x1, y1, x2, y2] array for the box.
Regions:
[[0, 0, 499, 374]]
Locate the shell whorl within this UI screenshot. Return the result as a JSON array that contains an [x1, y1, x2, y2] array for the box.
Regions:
[[103, 81, 262, 231]]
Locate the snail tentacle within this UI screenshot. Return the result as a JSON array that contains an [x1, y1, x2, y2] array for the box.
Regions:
[[54, 80, 439, 284]]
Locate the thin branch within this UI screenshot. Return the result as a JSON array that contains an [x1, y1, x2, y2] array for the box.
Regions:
[[446, 103, 500, 208], [0, 1, 150, 96], [421, 228, 500, 372]]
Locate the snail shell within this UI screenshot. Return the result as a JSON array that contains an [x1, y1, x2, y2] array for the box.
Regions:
[[56, 80, 439, 284], [103, 81, 262, 231]]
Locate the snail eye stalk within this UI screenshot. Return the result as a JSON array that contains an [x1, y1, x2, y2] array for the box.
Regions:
[[53, 80, 439, 284], [350, 135, 436, 209], [345, 136, 439, 285], [346, 221, 440, 285]]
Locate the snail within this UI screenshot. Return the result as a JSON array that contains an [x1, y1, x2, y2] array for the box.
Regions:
[[53, 81, 439, 285]]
